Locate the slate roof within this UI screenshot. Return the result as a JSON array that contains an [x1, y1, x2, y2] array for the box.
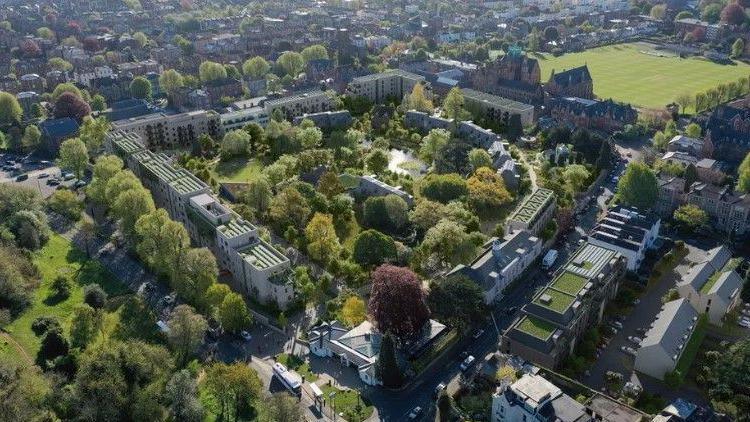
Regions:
[[639, 298, 698, 360], [550, 97, 637, 121], [549, 65, 592, 88], [39, 117, 79, 140]]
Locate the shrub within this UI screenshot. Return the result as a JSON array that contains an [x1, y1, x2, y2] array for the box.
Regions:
[[31, 316, 61, 336], [50, 275, 72, 300], [83, 283, 107, 309]]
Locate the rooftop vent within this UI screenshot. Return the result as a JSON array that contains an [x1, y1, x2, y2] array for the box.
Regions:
[[540, 294, 552, 305]]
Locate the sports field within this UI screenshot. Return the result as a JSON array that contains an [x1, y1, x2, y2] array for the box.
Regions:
[[536, 42, 750, 110]]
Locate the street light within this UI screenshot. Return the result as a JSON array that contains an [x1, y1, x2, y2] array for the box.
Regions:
[[329, 391, 336, 422]]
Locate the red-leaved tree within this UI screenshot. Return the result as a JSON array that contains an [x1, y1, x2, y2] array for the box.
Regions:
[[20, 39, 41, 57], [722, 3, 747, 25], [54, 92, 91, 122], [368, 264, 430, 342]]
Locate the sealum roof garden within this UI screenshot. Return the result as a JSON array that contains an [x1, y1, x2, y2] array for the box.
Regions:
[[109, 131, 144, 154], [534, 287, 577, 314], [565, 242, 617, 279], [551, 271, 589, 296], [239, 240, 287, 269], [510, 188, 554, 224], [218, 217, 256, 238], [135, 150, 208, 195], [516, 315, 556, 340]]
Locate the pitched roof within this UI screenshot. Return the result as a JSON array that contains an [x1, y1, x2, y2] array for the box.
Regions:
[[549, 65, 592, 87], [639, 299, 698, 358]]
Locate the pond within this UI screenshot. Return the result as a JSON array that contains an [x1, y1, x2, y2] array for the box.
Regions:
[[387, 148, 427, 177]]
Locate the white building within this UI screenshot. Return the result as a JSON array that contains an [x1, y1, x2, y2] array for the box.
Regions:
[[634, 299, 699, 380], [220, 106, 269, 132], [491, 374, 592, 422], [587, 205, 661, 271], [107, 131, 296, 309], [73, 66, 114, 87], [676, 246, 742, 325], [263, 91, 335, 121], [505, 188, 557, 236], [346, 70, 429, 104]]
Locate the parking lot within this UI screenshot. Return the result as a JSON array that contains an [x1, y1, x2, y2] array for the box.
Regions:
[[0, 152, 85, 198]]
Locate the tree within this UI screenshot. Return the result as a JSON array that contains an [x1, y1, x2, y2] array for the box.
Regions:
[[173, 248, 218, 310], [301, 44, 329, 62], [204, 362, 262, 421], [51, 275, 72, 300], [428, 275, 486, 328], [0, 92, 23, 126], [353, 229, 397, 267], [277, 51, 305, 77], [544, 25, 559, 41], [269, 187, 311, 230], [90, 94, 107, 111], [11, 210, 50, 250], [738, 152, 750, 192], [650, 3, 667, 19], [83, 283, 107, 309], [295, 126, 323, 149], [675, 93, 694, 114], [468, 148, 493, 171], [617, 162, 659, 210], [165, 370, 204, 422], [221, 129, 251, 159], [362, 195, 409, 233], [54, 91, 91, 121], [132, 31, 148, 48], [366, 148, 389, 175], [704, 338, 750, 418], [21, 125, 41, 152], [206, 283, 232, 310], [375, 332, 403, 388], [317, 171, 344, 199], [129, 76, 152, 100], [52, 82, 82, 101], [673, 204, 708, 230], [341, 296, 367, 327], [111, 187, 155, 240], [57, 138, 89, 178], [418, 128, 450, 164], [218, 292, 252, 334], [69, 304, 101, 349], [261, 393, 303, 422], [159, 69, 184, 99], [563, 164, 591, 192], [36, 328, 69, 368], [420, 173, 468, 203], [305, 212, 340, 264], [421, 219, 482, 267], [135, 209, 190, 279], [721, 3, 746, 25], [442, 87, 468, 122], [199, 61, 228, 83], [79, 116, 110, 151], [0, 358, 52, 421], [368, 264, 429, 342], [47, 189, 82, 220], [242, 56, 270, 80], [87, 154, 124, 205], [434, 139, 472, 174], [167, 304, 208, 366], [403, 83, 433, 113], [467, 167, 512, 213], [685, 122, 702, 138], [732, 38, 745, 58]]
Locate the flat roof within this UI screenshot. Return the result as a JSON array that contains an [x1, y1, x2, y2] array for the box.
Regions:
[[350, 69, 425, 83], [218, 218, 256, 238], [509, 188, 555, 224], [109, 130, 144, 154], [565, 243, 617, 280], [516, 315, 556, 340], [533, 287, 577, 314], [551, 271, 589, 296], [135, 150, 208, 195], [462, 88, 535, 113], [239, 240, 287, 269]]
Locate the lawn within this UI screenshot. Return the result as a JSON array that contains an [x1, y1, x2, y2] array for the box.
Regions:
[[212, 157, 264, 183], [535, 42, 750, 110], [552, 271, 589, 295], [276, 352, 318, 382], [0, 234, 127, 361], [534, 287, 576, 313], [673, 315, 708, 383], [321, 385, 374, 421]]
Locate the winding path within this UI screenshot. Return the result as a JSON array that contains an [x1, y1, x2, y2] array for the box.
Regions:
[[0, 330, 33, 366]]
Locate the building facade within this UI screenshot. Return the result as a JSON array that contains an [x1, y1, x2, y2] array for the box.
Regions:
[[346, 69, 429, 104], [263, 91, 336, 121], [111, 110, 221, 150], [587, 206, 660, 271]]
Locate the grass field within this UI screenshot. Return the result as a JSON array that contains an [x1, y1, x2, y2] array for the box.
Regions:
[[212, 157, 264, 183], [0, 234, 127, 362], [536, 42, 750, 110]]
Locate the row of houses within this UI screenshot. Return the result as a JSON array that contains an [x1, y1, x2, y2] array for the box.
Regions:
[[105, 130, 296, 310]]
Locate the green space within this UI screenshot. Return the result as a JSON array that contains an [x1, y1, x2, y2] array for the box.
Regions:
[[1, 234, 127, 360], [535, 42, 750, 110], [673, 315, 708, 384], [534, 287, 577, 313], [321, 385, 374, 421], [276, 353, 318, 382], [517, 315, 556, 340], [701, 257, 744, 294], [339, 173, 360, 190], [552, 271, 589, 295], [212, 157, 264, 183]]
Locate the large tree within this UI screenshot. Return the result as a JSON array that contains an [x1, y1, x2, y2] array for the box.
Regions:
[[428, 275, 486, 328], [362, 195, 409, 233], [341, 295, 367, 327], [69, 303, 101, 349], [704, 338, 750, 419], [204, 362, 262, 421], [87, 155, 124, 205], [240, 176, 272, 213], [173, 247, 217, 310], [403, 83, 433, 113], [0, 92, 22, 127], [165, 370, 204, 422], [221, 129, 251, 159], [261, 393, 304, 422], [352, 229, 397, 267], [721, 2, 746, 25], [368, 265, 430, 342], [419, 173, 468, 204], [79, 116, 111, 152], [159, 69, 184, 98], [54, 91, 91, 121], [242, 56, 270, 80], [167, 304, 208, 366], [277, 51, 305, 78], [301, 44, 328, 62], [21, 125, 41, 152], [269, 187, 311, 230], [111, 187, 155, 241], [129, 76, 152, 100], [616, 162, 659, 210], [421, 219, 484, 268], [375, 332, 403, 388], [135, 209, 190, 279], [199, 61, 228, 83], [442, 87, 467, 122], [673, 204, 708, 230], [57, 138, 89, 178], [434, 139, 472, 175], [218, 292, 252, 334], [418, 128, 450, 164], [305, 212, 340, 264], [467, 167, 512, 214]]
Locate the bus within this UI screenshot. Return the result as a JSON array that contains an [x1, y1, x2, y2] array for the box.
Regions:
[[272, 362, 302, 395]]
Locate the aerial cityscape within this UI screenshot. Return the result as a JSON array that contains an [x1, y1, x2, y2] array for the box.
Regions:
[[2, 0, 750, 421]]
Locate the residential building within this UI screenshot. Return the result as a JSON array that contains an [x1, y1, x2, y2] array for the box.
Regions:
[[676, 246, 743, 325], [16, 91, 40, 117], [686, 182, 750, 235], [353, 175, 415, 207], [346, 69, 429, 104], [220, 106, 269, 132], [111, 110, 221, 150], [544, 65, 594, 100], [587, 205, 660, 271], [668, 135, 706, 157], [448, 231, 542, 304], [203, 78, 244, 106], [462, 88, 535, 127], [634, 299, 699, 380], [106, 131, 296, 309], [505, 188, 557, 236], [308, 319, 447, 386], [292, 110, 353, 129], [19, 73, 45, 92], [547, 97, 637, 132], [491, 374, 592, 422], [472, 47, 545, 104], [263, 91, 336, 121], [502, 242, 626, 368], [702, 104, 750, 164]]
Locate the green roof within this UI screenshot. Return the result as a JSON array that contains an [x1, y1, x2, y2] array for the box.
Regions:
[[700, 257, 743, 294], [239, 241, 287, 269], [516, 315, 556, 340], [109, 131, 144, 155], [218, 218, 255, 238], [534, 287, 577, 314], [551, 271, 589, 296], [136, 151, 208, 195], [510, 188, 555, 224]]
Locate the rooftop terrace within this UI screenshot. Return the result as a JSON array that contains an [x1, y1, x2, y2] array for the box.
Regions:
[[534, 287, 577, 314], [516, 315, 556, 340], [509, 188, 555, 224], [551, 271, 589, 296], [565, 243, 617, 279]]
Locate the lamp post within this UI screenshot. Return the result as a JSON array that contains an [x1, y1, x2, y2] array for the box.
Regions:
[[329, 391, 337, 422]]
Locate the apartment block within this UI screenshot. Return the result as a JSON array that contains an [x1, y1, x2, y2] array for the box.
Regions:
[[346, 69, 429, 104], [587, 205, 660, 271], [505, 188, 557, 236], [462, 88, 535, 127], [263, 91, 336, 121], [111, 110, 221, 150], [107, 131, 296, 309], [502, 242, 626, 368]]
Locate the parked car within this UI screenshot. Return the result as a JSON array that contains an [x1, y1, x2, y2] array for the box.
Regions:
[[627, 336, 643, 345], [37, 172, 49, 179], [47, 178, 60, 186], [62, 173, 75, 181], [636, 327, 648, 335], [620, 346, 637, 356], [611, 321, 624, 330], [434, 383, 446, 398], [15, 174, 28, 182], [738, 319, 750, 328], [408, 406, 422, 420], [741, 309, 750, 317], [74, 180, 87, 189], [472, 329, 485, 339], [460, 355, 476, 371]]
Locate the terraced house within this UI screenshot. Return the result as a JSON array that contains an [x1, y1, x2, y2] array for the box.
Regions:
[[107, 131, 296, 309], [505, 188, 556, 236], [502, 242, 626, 368]]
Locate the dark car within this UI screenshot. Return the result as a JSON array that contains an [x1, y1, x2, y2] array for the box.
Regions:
[[15, 174, 28, 182]]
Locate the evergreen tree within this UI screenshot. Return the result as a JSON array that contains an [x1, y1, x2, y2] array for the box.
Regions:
[[375, 332, 402, 388]]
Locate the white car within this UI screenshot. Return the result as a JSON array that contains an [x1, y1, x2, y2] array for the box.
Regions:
[[738, 319, 750, 328], [460, 355, 475, 371], [240, 330, 252, 341], [627, 336, 643, 345], [408, 406, 422, 419], [620, 346, 637, 356]]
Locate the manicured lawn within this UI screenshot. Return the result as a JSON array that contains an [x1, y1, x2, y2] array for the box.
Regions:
[[321, 385, 374, 421], [551, 271, 588, 295], [536, 42, 750, 110], [212, 157, 264, 183], [1, 234, 127, 360], [517, 315, 556, 340], [276, 353, 318, 382]]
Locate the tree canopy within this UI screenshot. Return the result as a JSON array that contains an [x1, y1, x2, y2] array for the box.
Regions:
[[616, 162, 658, 210], [368, 264, 430, 342]]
